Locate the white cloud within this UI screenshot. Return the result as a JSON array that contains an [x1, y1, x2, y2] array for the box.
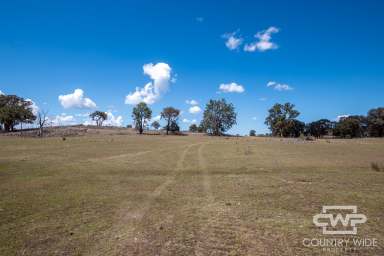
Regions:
[[336, 115, 349, 121], [222, 32, 243, 50], [25, 99, 39, 115], [219, 82, 245, 93], [75, 113, 90, 117], [267, 81, 293, 91], [186, 99, 198, 105], [49, 113, 76, 126], [196, 17, 204, 22], [244, 26, 279, 52], [104, 112, 123, 126], [83, 111, 123, 127], [152, 115, 161, 122], [58, 89, 96, 109], [252, 117, 257, 120], [182, 118, 197, 123], [189, 105, 202, 114], [258, 97, 267, 101], [0, 90, 4, 95], [83, 120, 94, 126], [125, 62, 172, 105]]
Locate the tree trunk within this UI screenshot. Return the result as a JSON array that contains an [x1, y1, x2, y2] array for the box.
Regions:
[[4, 123, 10, 132]]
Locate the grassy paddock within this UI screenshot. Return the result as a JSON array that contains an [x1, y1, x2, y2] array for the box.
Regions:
[[0, 135, 383, 255]]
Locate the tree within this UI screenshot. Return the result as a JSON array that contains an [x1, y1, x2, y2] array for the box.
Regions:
[[282, 119, 305, 137], [307, 119, 332, 138], [0, 94, 36, 132], [151, 121, 160, 130], [189, 124, 198, 132], [197, 123, 206, 133], [249, 129, 256, 136], [265, 103, 300, 137], [37, 110, 48, 137], [367, 107, 384, 137], [132, 102, 152, 134], [333, 116, 364, 138], [168, 121, 180, 132], [89, 111, 108, 126], [201, 99, 237, 136], [161, 107, 180, 135]]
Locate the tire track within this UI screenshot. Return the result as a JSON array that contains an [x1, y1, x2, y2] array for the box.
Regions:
[[195, 143, 262, 256], [88, 143, 199, 256], [86, 150, 152, 162]]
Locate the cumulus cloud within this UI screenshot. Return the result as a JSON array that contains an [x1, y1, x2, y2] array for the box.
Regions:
[[104, 112, 123, 126], [267, 81, 293, 91], [58, 89, 96, 109], [25, 99, 39, 115], [189, 105, 202, 114], [182, 118, 197, 123], [222, 32, 243, 50], [125, 62, 172, 105], [0, 90, 4, 95], [186, 99, 198, 105], [219, 82, 245, 93], [152, 115, 161, 122], [244, 26, 279, 52], [83, 111, 123, 127], [49, 113, 76, 126], [75, 113, 90, 117]]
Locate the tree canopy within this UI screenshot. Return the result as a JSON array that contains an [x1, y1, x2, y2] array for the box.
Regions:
[[201, 99, 236, 136], [333, 116, 366, 138], [132, 102, 152, 134], [161, 107, 180, 135], [151, 120, 160, 130], [189, 124, 198, 133], [0, 94, 36, 132], [306, 119, 333, 138], [89, 111, 108, 126], [265, 103, 301, 137], [367, 107, 384, 137]]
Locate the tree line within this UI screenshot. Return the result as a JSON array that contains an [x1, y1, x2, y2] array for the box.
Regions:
[[131, 99, 237, 135], [1, 93, 383, 138], [264, 102, 384, 138]]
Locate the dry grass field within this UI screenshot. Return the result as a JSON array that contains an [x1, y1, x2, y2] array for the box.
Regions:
[[0, 133, 383, 255]]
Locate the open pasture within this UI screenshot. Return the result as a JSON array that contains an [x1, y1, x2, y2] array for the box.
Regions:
[[0, 135, 383, 255]]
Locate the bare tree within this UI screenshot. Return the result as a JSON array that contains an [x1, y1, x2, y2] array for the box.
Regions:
[[37, 110, 48, 137]]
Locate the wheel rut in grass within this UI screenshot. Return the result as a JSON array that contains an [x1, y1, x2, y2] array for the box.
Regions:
[[88, 142, 201, 256], [194, 143, 265, 256]]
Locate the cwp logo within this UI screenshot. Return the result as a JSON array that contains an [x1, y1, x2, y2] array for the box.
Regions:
[[313, 206, 367, 235]]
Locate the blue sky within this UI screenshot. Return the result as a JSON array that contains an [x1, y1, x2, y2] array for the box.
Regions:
[[1, 0, 383, 134]]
